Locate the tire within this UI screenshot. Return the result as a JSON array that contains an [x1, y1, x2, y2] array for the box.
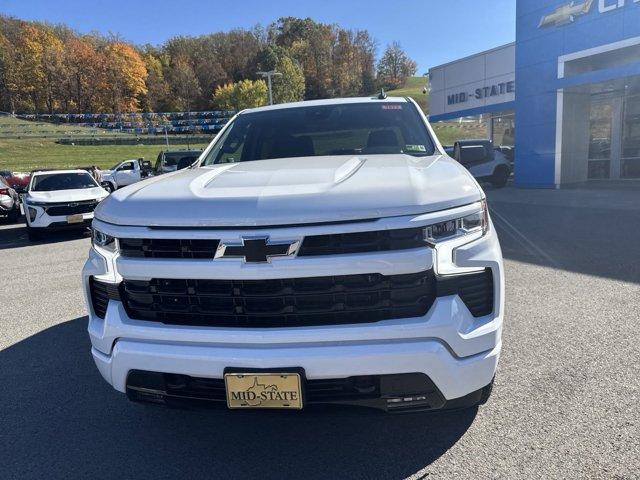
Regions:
[[7, 204, 20, 223], [490, 166, 510, 188], [477, 378, 494, 406], [27, 226, 41, 241], [102, 182, 115, 193]]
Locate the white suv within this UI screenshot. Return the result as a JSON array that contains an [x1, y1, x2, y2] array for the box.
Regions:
[[83, 97, 504, 413], [24, 169, 108, 240]]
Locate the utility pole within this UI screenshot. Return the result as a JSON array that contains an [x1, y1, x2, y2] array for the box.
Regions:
[[257, 70, 282, 105]]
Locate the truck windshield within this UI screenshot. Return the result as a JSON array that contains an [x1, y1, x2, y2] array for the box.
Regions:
[[31, 172, 98, 191], [201, 102, 436, 165]]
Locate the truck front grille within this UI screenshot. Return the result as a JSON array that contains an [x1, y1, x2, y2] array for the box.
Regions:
[[297, 228, 427, 256], [89, 269, 494, 326], [118, 272, 437, 328], [117, 227, 427, 259], [119, 238, 221, 259]]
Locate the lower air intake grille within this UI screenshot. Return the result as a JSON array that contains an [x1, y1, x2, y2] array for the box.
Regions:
[[89, 277, 120, 319], [436, 269, 494, 317], [119, 272, 437, 328]]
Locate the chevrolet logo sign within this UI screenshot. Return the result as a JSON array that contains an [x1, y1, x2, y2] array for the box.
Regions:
[[539, 0, 594, 28], [215, 237, 300, 263]]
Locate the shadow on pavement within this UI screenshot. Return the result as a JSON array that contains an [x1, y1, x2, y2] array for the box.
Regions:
[[0, 223, 90, 250], [0, 317, 476, 480]]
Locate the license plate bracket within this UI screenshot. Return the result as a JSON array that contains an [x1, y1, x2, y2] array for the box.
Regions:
[[224, 370, 304, 410], [66, 213, 84, 224]]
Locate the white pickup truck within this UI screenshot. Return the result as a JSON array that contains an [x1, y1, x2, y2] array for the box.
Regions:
[[84, 96, 504, 413], [101, 159, 152, 192]]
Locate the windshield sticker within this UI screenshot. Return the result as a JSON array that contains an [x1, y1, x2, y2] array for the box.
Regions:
[[382, 104, 403, 110], [405, 144, 427, 152]]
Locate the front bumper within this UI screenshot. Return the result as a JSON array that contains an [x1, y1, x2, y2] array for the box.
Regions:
[[26, 207, 94, 229], [83, 215, 504, 408], [93, 333, 500, 406]]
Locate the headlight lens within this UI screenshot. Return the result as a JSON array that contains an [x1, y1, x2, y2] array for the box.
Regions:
[[425, 200, 488, 244], [92, 228, 116, 252], [28, 207, 37, 222]]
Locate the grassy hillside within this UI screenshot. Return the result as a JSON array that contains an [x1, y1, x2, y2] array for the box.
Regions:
[[385, 76, 429, 111], [0, 116, 209, 172], [385, 76, 489, 146]]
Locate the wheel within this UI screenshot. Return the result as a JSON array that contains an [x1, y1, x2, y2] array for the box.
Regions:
[[27, 226, 41, 241], [490, 166, 510, 188], [102, 182, 115, 193]]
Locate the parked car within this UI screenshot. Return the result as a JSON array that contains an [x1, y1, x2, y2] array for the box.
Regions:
[[445, 140, 511, 188], [0, 176, 21, 222], [23, 169, 109, 240], [155, 149, 202, 175], [101, 158, 153, 192], [84, 96, 504, 413], [0, 170, 30, 193]]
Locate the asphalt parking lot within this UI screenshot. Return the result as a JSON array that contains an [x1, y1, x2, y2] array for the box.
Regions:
[[1, 183, 638, 479]]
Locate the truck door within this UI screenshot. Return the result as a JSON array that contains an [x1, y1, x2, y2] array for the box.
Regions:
[[115, 161, 138, 186]]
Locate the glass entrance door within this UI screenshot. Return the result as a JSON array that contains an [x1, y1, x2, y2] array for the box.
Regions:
[[621, 90, 640, 178], [588, 99, 615, 179]]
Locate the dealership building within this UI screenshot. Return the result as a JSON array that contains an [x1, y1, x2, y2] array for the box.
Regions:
[[429, 0, 640, 187]]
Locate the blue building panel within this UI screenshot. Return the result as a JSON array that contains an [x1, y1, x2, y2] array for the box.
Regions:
[[515, 0, 640, 187], [428, 101, 515, 123]]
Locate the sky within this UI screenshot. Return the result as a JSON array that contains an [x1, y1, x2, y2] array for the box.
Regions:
[[0, 0, 516, 72]]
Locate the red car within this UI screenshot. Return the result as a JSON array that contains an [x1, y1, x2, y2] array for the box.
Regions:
[[0, 170, 30, 193]]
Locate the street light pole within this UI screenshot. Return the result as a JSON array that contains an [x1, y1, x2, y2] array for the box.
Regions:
[[257, 70, 283, 105]]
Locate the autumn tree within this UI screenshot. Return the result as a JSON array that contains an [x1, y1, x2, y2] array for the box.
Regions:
[[166, 56, 201, 111], [213, 79, 267, 110], [0, 14, 405, 114], [272, 56, 305, 104], [102, 42, 147, 112], [141, 51, 170, 112], [0, 33, 20, 112], [376, 42, 417, 90], [61, 36, 105, 112]]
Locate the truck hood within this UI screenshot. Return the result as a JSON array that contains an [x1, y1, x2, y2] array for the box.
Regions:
[[27, 187, 108, 204], [95, 154, 483, 227]]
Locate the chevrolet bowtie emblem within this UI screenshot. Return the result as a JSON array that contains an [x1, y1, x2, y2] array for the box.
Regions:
[[539, 0, 594, 28], [215, 237, 300, 263]]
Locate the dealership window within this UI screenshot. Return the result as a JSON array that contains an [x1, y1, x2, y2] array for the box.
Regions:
[[432, 114, 488, 147], [491, 112, 515, 147], [564, 42, 640, 78]]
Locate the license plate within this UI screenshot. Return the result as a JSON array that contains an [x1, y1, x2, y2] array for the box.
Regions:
[[224, 373, 303, 409], [66, 214, 84, 224]]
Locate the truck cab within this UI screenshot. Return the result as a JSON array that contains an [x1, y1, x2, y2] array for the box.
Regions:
[[102, 159, 152, 192]]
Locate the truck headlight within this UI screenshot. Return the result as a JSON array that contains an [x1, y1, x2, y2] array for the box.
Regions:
[[92, 228, 117, 253], [424, 200, 488, 244], [425, 201, 489, 275]]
